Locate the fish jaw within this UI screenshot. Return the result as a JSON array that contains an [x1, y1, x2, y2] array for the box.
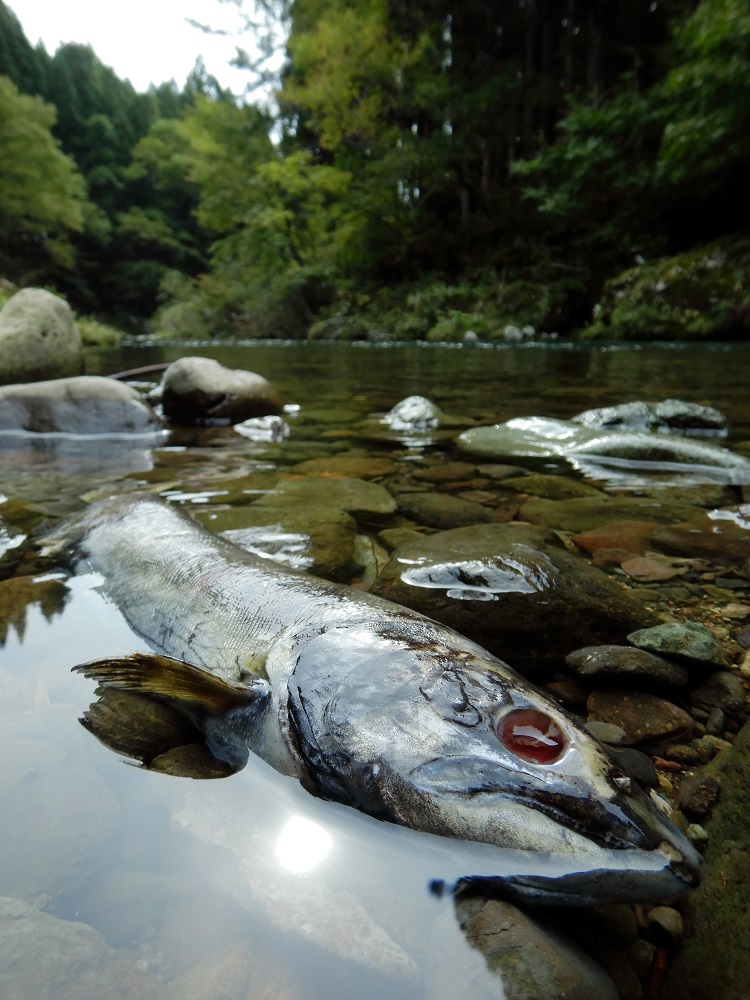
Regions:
[[285, 618, 702, 903]]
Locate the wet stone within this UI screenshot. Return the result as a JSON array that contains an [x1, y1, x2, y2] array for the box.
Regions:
[[566, 645, 689, 687], [620, 555, 687, 582], [690, 670, 747, 714], [585, 720, 628, 746], [395, 491, 499, 529], [196, 504, 357, 580], [646, 906, 684, 943], [628, 622, 729, 668], [573, 521, 657, 558], [429, 896, 619, 1000], [677, 771, 720, 816], [369, 523, 656, 676], [477, 463, 531, 480], [706, 706, 726, 735], [587, 691, 694, 746], [500, 473, 602, 500], [262, 474, 397, 518], [412, 461, 477, 483], [290, 454, 397, 478], [652, 510, 750, 564], [608, 747, 658, 788], [520, 496, 700, 534], [0, 896, 162, 1000]]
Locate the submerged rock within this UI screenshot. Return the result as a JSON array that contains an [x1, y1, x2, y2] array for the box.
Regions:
[[196, 504, 357, 580], [587, 691, 694, 745], [565, 645, 689, 687], [652, 506, 750, 563], [0, 897, 162, 1000], [456, 416, 750, 484], [0, 376, 162, 434], [369, 524, 656, 675], [426, 895, 618, 1000], [396, 491, 499, 529], [520, 495, 700, 534], [0, 288, 82, 384], [153, 356, 283, 424], [572, 399, 729, 437]]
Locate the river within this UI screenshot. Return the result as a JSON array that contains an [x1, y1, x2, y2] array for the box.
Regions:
[[1, 340, 748, 999]]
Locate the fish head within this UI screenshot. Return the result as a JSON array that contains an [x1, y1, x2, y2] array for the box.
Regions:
[[287, 618, 702, 903]]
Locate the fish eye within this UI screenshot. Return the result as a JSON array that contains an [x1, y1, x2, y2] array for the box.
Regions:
[[496, 709, 568, 764]]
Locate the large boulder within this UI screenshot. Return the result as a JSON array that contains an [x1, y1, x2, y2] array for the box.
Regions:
[[153, 356, 283, 424], [0, 376, 162, 434], [369, 523, 656, 675], [0, 288, 82, 384], [581, 234, 750, 341]]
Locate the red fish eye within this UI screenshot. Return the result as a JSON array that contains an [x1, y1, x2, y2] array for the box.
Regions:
[[496, 709, 567, 764]]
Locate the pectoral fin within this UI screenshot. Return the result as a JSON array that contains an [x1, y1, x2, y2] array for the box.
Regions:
[[74, 651, 266, 717]]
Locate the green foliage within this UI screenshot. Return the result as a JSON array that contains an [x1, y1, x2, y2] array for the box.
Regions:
[[582, 235, 750, 341], [657, 0, 750, 190], [0, 75, 87, 271]]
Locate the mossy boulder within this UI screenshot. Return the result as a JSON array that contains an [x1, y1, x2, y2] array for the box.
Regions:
[[660, 720, 750, 1000], [582, 234, 750, 341]]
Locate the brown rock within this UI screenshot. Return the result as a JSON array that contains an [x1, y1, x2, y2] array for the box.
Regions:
[[573, 521, 657, 557], [587, 691, 694, 745], [620, 556, 686, 582]]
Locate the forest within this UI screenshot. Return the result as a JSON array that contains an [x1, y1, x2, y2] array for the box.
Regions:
[[0, 0, 748, 341]]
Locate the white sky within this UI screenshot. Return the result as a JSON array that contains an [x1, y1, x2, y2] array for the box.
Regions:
[[8, 0, 269, 94]]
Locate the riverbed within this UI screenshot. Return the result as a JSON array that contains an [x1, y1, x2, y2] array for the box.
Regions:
[[1, 339, 749, 999]]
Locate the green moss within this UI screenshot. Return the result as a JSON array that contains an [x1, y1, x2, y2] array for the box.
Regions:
[[582, 234, 750, 341], [75, 316, 124, 347]]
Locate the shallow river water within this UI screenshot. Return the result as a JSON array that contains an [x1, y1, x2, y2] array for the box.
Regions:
[[1, 340, 749, 999]]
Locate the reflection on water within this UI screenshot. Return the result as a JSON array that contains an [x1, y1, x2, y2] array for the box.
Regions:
[[2, 341, 749, 998]]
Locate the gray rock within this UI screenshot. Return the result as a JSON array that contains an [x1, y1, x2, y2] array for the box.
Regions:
[[155, 356, 283, 424], [381, 395, 443, 429], [426, 895, 618, 1000], [585, 720, 628, 746], [0, 376, 162, 434], [572, 399, 729, 437], [369, 524, 657, 676], [628, 622, 729, 668], [0, 288, 82, 384], [690, 671, 747, 714], [566, 645, 689, 687]]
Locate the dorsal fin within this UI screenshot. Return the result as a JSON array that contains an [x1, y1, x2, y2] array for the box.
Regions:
[[74, 652, 262, 716]]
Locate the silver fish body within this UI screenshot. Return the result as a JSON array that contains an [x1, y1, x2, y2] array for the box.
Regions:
[[48, 493, 701, 904]]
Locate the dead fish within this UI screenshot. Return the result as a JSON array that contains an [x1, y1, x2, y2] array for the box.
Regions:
[[44, 493, 701, 904]]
